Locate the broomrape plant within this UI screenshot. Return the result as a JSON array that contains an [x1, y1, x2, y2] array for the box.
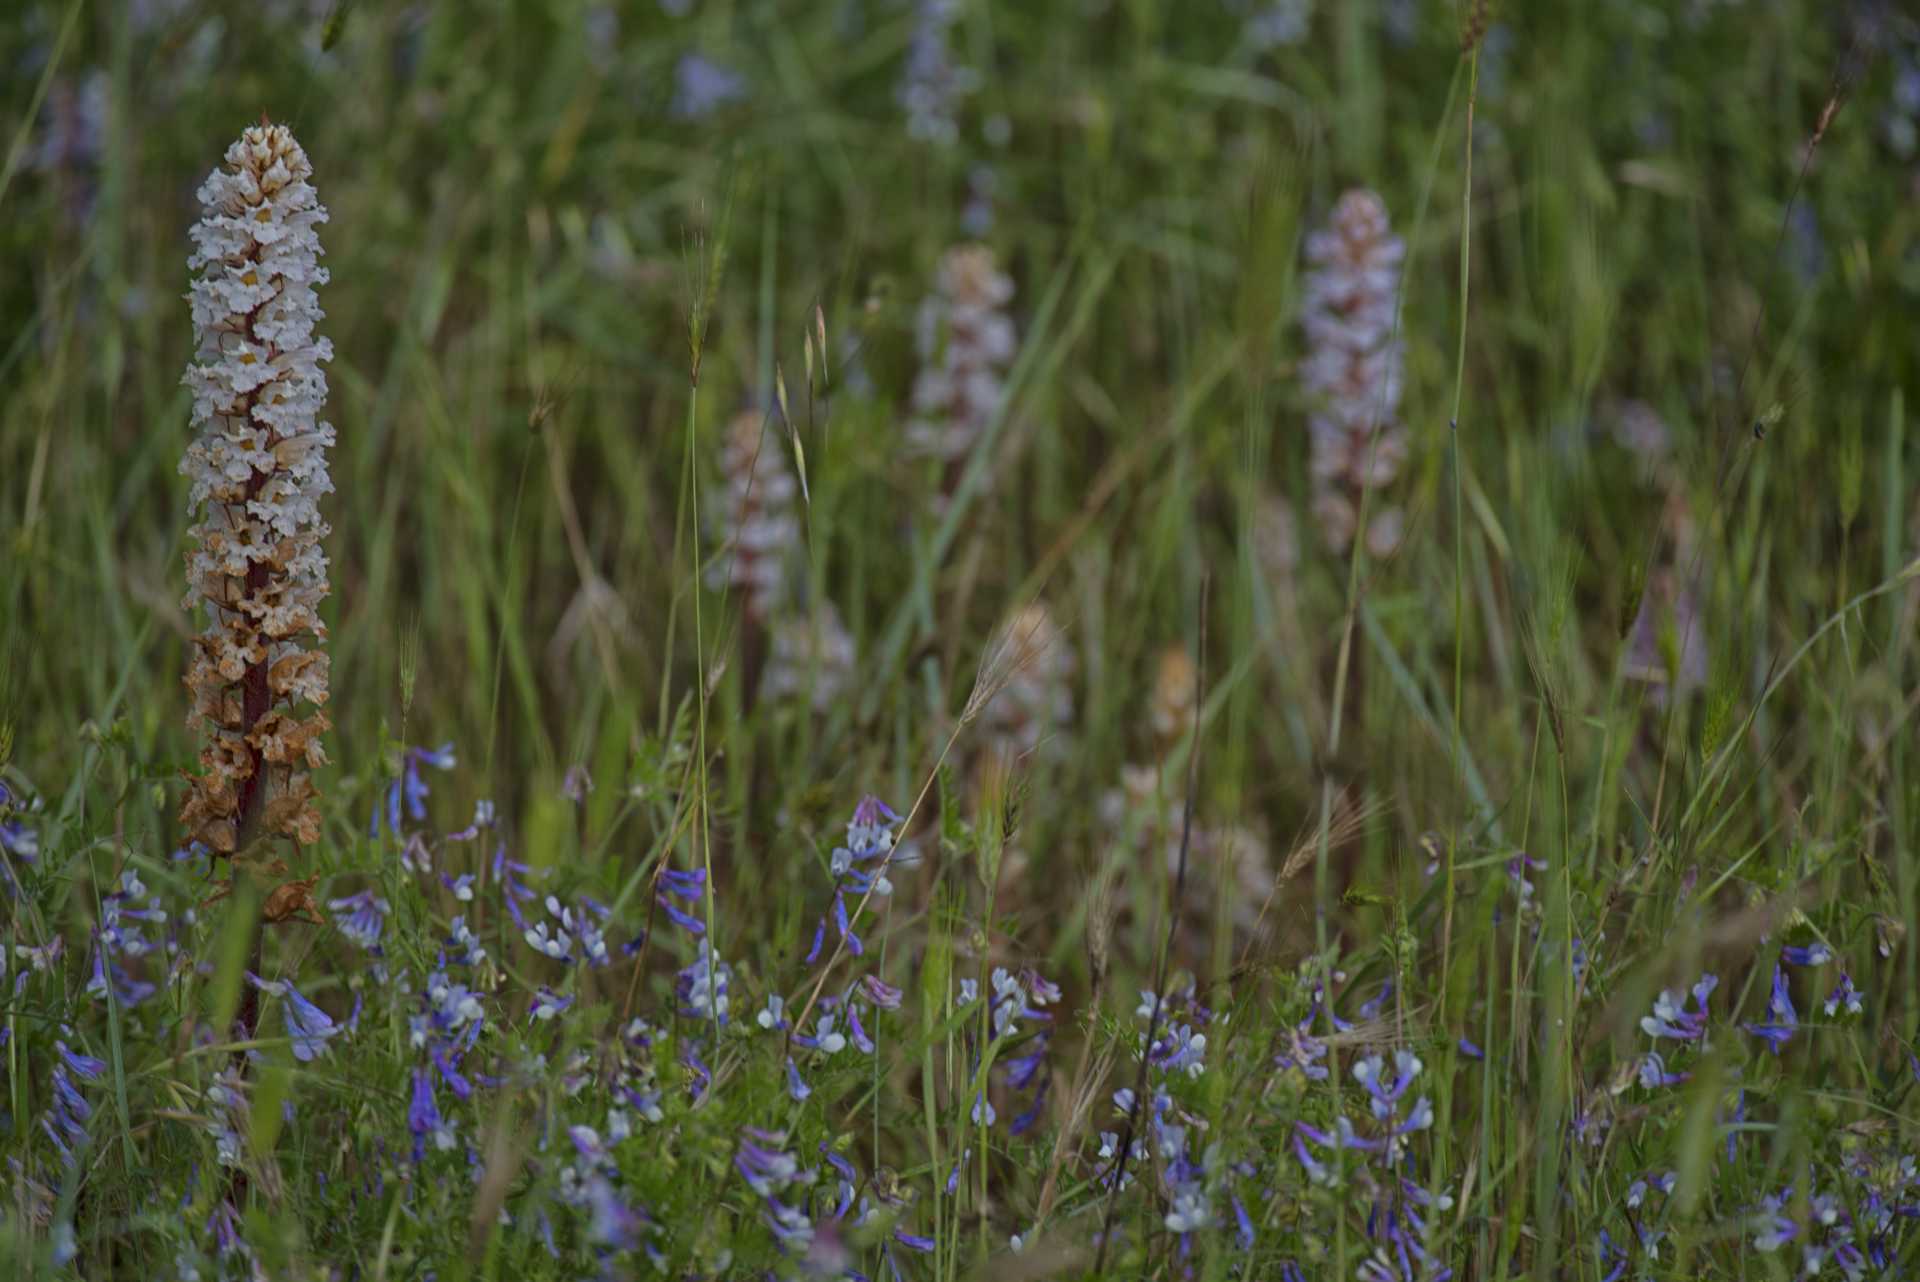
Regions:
[[177, 120, 334, 905]]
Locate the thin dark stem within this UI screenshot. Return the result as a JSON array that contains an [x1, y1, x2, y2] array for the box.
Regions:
[[221, 232, 279, 1209], [1094, 573, 1210, 1271]]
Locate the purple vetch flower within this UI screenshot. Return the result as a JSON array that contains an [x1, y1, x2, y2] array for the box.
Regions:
[[785, 1057, 811, 1102], [413, 968, 485, 1049], [523, 922, 570, 961], [1165, 1184, 1212, 1234], [656, 867, 708, 936], [490, 840, 540, 893], [735, 1130, 802, 1195], [1505, 854, 1546, 908], [1456, 1037, 1484, 1061], [1241, 0, 1311, 51], [41, 1060, 95, 1167], [990, 966, 1060, 1039], [1096, 1130, 1145, 1191], [1146, 1023, 1208, 1078], [1781, 942, 1833, 968], [794, 1010, 848, 1056], [282, 983, 340, 1061], [860, 975, 903, 1010], [1640, 973, 1716, 1041], [1751, 1187, 1800, 1252], [764, 1196, 814, 1255], [846, 1003, 876, 1055], [87, 938, 158, 1007], [680, 1039, 713, 1102], [88, 869, 168, 1006], [1025, 969, 1063, 1006], [50, 1219, 77, 1266], [803, 1221, 852, 1276], [757, 994, 787, 1031], [806, 798, 900, 963], [0, 779, 41, 868], [531, 987, 571, 1022], [208, 1200, 248, 1260], [375, 742, 456, 838], [1009, 1074, 1049, 1136], [1309, 978, 1356, 1033], [246, 975, 340, 1061], [1357, 981, 1393, 1020], [1744, 966, 1798, 1054], [818, 1143, 857, 1204], [568, 1123, 611, 1166], [1824, 974, 1863, 1017], [55, 1040, 107, 1081], [1290, 1059, 1443, 1189], [676, 942, 731, 1023], [1597, 1228, 1629, 1282], [945, 1146, 970, 1194], [432, 1046, 471, 1100], [535, 1209, 559, 1258], [446, 915, 487, 967], [624, 1083, 665, 1124], [448, 798, 496, 841], [1232, 1192, 1255, 1250], [205, 1067, 249, 1167], [1004, 1037, 1048, 1091], [672, 52, 747, 119], [326, 890, 388, 951], [571, 901, 610, 967], [408, 1067, 455, 1158], [1275, 1014, 1331, 1081], [584, 1173, 643, 1249], [1638, 1051, 1688, 1090]]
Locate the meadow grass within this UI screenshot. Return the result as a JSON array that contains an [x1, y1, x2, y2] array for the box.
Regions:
[[4, 1, 1920, 1278]]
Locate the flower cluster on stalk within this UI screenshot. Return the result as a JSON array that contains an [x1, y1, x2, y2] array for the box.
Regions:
[[177, 121, 334, 863], [898, 0, 977, 145], [89, 868, 167, 1007], [1290, 1041, 1453, 1281], [906, 245, 1016, 469], [1300, 188, 1408, 558], [804, 796, 899, 963]]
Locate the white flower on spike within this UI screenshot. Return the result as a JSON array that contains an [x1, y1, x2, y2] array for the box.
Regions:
[[906, 245, 1016, 465], [178, 121, 334, 858], [1300, 189, 1408, 557], [711, 409, 799, 625], [762, 600, 856, 710]]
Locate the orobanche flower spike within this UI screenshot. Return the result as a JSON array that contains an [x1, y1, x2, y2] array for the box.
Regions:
[[177, 120, 334, 876]]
